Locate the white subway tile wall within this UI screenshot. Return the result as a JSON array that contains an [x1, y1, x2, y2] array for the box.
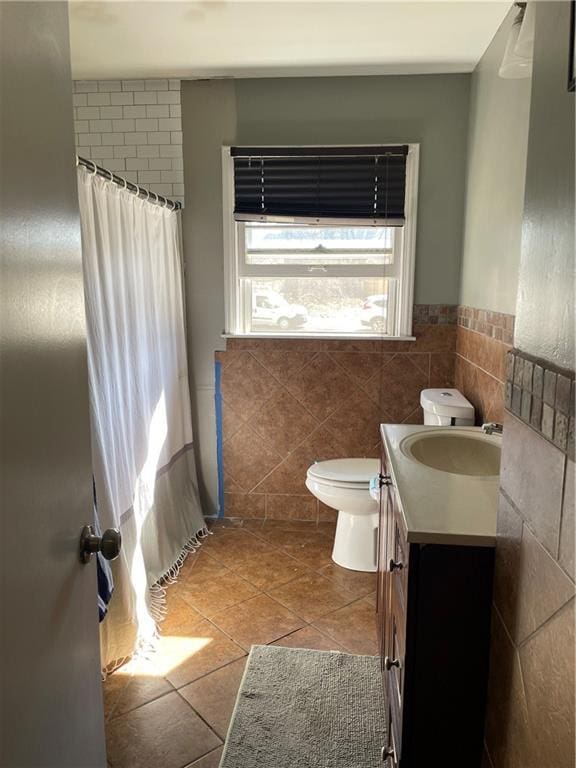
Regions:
[[73, 79, 185, 206]]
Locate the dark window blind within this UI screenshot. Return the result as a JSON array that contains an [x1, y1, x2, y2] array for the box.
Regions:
[[231, 145, 409, 223]]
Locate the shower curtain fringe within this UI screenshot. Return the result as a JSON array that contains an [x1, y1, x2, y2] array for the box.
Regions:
[[148, 524, 210, 626], [100, 525, 211, 679]]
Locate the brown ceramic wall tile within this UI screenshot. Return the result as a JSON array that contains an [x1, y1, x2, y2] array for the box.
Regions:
[[409, 324, 457, 353], [223, 423, 282, 492], [328, 351, 393, 383], [322, 390, 382, 456], [219, 323, 456, 520], [454, 356, 504, 424], [250, 348, 312, 381], [220, 352, 280, 419], [223, 492, 266, 519], [285, 352, 358, 421], [430, 352, 456, 387], [500, 414, 565, 557], [254, 425, 348, 496], [454, 319, 509, 423], [266, 494, 317, 521], [365, 355, 429, 422], [249, 388, 319, 458]]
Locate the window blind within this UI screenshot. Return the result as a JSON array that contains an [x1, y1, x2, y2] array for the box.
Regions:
[[231, 145, 409, 224]]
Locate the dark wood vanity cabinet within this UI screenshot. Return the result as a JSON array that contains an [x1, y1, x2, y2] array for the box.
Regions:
[[377, 445, 495, 768]]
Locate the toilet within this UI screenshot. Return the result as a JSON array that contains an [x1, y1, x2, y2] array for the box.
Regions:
[[306, 458, 380, 573], [306, 390, 474, 574], [420, 388, 475, 426]]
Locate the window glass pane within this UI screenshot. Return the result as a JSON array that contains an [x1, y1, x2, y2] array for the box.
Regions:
[[245, 223, 394, 266], [246, 277, 394, 335]]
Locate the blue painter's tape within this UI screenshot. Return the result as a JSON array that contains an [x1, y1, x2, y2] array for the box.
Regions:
[[214, 359, 225, 518]]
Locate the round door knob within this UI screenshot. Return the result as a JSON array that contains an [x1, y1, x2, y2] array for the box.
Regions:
[[79, 525, 122, 564], [100, 528, 122, 560], [384, 656, 401, 671], [389, 558, 404, 572]]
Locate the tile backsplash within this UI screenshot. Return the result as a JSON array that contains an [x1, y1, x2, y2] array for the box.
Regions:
[[73, 79, 184, 205], [506, 348, 575, 460], [455, 304, 514, 424], [217, 307, 457, 521]]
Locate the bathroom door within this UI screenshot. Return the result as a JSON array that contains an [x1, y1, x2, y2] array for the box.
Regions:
[[0, 3, 106, 767]]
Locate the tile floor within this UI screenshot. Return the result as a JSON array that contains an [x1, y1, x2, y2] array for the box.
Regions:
[[104, 518, 378, 768]]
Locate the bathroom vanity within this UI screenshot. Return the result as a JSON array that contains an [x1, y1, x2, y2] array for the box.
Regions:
[[377, 424, 500, 768]]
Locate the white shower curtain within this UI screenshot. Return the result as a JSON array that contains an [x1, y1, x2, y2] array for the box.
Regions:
[[77, 167, 206, 670]]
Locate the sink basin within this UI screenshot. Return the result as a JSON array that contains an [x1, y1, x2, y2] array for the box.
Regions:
[[400, 430, 501, 477]]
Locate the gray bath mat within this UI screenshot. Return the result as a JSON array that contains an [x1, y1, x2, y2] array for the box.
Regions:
[[219, 645, 386, 768]]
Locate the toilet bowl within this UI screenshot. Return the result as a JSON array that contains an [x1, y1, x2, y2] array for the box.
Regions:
[[306, 458, 380, 573]]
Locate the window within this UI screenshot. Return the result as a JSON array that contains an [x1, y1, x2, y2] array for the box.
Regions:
[[223, 145, 419, 338]]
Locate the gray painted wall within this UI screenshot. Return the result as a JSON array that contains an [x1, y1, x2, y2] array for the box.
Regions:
[[514, 1, 575, 369], [459, 7, 532, 315], [181, 74, 471, 513], [181, 81, 236, 513]]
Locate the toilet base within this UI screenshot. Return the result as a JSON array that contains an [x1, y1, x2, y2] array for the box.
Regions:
[[331, 510, 379, 572]]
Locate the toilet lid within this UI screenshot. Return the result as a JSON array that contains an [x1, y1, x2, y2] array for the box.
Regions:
[[307, 458, 380, 484]]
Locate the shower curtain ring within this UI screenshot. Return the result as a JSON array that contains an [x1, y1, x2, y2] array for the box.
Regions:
[[89, 160, 98, 175]]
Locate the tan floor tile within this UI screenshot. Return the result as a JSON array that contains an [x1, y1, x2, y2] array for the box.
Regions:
[[103, 668, 131, 720], [109, 669, 174, 718], [257, 527, 335, 571], [267, 571, 358, 622], [206, 518, 244, 533], [210, 594, 306, 650], [240, 519, 266, 535], [185, 746, 224, 768], [179, 569, 259, 618], [257, 526, 314, 548], [318, 562, 377, 600], [180, 657, 247, 739], [364, 591, 377, 607], [161, 593, 205, 635], [229, 547, 309, 590], [179, 550, 224, 585], [281, 536, 334, 571], [203, 530, 274, 567], [271, 625, 346, 652], [312, 598, 379, 655], [157, 619, 247, 689], [106, 691, 221, 768]]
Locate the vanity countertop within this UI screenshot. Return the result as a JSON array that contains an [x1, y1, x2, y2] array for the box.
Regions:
[[381, 424, 500, 547]]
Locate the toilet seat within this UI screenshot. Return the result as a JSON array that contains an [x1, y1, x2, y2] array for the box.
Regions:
[[307, 458, 379, 485]]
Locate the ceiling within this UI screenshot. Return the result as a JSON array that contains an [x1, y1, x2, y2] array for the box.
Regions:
[[69, 0, 511, 80]]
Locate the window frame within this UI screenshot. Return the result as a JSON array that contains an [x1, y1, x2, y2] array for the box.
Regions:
[[222, 143, 419, 339]]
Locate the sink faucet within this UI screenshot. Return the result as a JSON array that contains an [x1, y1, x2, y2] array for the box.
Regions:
[[482, 422, 503, 435]]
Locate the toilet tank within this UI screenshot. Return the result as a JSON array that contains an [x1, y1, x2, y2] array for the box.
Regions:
[[420, 388, 475, 426]]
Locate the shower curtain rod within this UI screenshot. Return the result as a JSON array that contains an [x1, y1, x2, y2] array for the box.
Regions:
[[76, 155, 182, 211]]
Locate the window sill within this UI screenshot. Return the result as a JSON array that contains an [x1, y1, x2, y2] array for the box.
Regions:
[[221, 332, 417, 341]]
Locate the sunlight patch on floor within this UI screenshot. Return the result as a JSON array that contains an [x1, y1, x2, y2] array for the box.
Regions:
[[117, 635, 214, 679]]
